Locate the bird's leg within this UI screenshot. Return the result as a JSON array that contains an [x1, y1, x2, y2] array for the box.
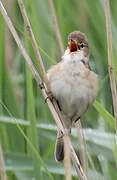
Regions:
[[45, 91, 62, 112], [72, 117, 80, 127], [57, 130, 64, 139], [39, 81, 55, 102]]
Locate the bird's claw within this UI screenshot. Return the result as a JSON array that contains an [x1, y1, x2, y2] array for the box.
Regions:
[[45, 91, 54, 103]]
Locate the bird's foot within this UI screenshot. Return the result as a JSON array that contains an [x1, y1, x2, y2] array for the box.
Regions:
[[45, 91, 54, 102], [74, 117, 80, 123], [57, 129, 71, 139], [57, 130, 64, 139]]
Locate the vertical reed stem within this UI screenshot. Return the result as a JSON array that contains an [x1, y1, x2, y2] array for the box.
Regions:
[[0, 144, 7, 180], [104, 0, 117, 132], [48, 0, 64, 56]]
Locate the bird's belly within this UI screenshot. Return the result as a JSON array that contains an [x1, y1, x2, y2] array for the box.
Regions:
[[50, 76, 94, 120]]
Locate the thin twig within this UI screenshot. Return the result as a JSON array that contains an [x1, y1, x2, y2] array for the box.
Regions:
[[64, 135, 72, 180], [0, 144, 7, 180], [4, 0, 14, 70], [104, 0, 117, 132], [0, 2, 87, 179], [48, 0, 64, 56], [17, 0, 50, 89], [75, 121, 87, 173]]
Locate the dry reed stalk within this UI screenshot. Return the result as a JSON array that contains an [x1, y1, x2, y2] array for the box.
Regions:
[[4, 0, 14, 70], [75, 121, 87, 173], [64, 135, 72, 180], [48, 0, 64, 56], [0, 1, 87, 179], [104, 0, 117, 132], [0, 144, 7, 180]]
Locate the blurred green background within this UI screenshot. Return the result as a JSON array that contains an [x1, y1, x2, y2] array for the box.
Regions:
[[0, 0, 117, 179]]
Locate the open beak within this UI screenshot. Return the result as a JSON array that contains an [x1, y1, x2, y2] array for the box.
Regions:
[[68, 39, 80, 52]]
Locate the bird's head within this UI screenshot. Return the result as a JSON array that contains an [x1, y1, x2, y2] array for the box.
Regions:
[[67, 31, 89, 57]]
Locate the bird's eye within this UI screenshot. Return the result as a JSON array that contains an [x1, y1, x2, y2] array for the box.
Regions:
[[80, 43, 84, 48]]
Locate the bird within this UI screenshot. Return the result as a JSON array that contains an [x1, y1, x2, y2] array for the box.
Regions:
[[47, 31, 99, 162]]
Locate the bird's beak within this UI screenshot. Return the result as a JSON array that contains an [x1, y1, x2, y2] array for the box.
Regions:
[[68, 39, 80, 52]]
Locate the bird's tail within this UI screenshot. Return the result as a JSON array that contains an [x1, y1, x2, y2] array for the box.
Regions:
[[55, 130, 64, 162]]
